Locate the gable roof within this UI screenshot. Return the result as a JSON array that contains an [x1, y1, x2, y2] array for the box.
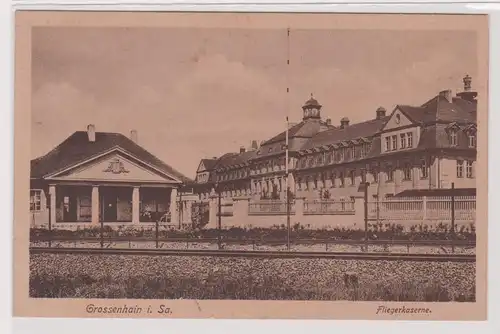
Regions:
[[31, 131, 192, 183], [396, 94, 477, 125], [300, 116, 390, 151], [198, 158, 218, 172]]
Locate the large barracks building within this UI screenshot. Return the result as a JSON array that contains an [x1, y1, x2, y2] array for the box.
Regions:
[[194, 75, 477, 201]]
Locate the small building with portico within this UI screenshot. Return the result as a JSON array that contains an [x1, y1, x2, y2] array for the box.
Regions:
[[30, 124, 192, 228]]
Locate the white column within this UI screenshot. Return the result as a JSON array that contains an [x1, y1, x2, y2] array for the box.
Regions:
[[91, 185, 99, 225], [132, 186, 140, 224], [170, 188, 178, 225], [49, 185, 56, 224]]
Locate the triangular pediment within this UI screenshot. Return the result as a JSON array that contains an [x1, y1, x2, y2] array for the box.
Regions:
[[47, 152, 179, 184], [383, 107, 414, 131]]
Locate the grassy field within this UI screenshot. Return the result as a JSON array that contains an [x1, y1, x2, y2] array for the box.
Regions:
[[30, 254, 475, 301]]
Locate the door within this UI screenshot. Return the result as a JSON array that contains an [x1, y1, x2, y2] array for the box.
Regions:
[[101, 194, 117, 222]]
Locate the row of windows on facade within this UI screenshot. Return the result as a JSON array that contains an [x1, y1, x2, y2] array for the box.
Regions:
[[293, 159, 474, 190], [384, 132, 414, 152], [299, 143, 372, 169], [199, 160, 475, 199], [215, 158, 290, 182]]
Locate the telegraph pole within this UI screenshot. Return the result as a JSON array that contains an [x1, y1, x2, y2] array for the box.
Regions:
[[285, 27, 291, 252], [286, 117, 291, 251]]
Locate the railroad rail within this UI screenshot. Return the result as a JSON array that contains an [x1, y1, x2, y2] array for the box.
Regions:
[[29, 247, 476, 262], [30, 235, 476, 247]]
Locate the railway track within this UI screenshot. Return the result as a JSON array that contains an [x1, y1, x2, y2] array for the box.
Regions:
[[29, 247, 476, 262]]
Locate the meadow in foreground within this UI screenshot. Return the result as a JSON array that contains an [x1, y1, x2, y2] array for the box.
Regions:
[[30, 254, 475, 301]]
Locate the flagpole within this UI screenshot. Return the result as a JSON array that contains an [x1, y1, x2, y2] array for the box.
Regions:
[[286, 116, 290, 251]]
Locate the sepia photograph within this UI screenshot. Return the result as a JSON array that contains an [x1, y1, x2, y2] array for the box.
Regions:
[[13, 11, 488, 320]]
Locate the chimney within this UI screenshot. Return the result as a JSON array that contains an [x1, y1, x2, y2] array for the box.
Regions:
[[87, 124, 96, 142], [240, 146, 246, 153], [130, 129, 138, 143], [340, 117, 350, 129], [439, 89, 452, 103], [376, 107, 386, 120], [251, 140, 259, 150], [326, 118, 332, 126]]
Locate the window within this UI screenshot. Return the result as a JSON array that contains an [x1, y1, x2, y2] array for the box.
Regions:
[[320, 172, 326, 187], [466, 160, 473, 178], [339, 172, 345, 187], [400, 133, 407, 149], [317, 154, 324, 165], [313, 177, 318, 190], [79, 196, 91, 220], [339, 148, 345, 161], [420, 158, 428, 179], [450, 130, 458, 146], [372, 168, 379, 183], [300, 158, 307, 168], [326, 152, 333, 164], [403, 163, 412, 181], [331, 172, 336, 188], [385, 137, 391, 152], [349, 170, 356, 186], [30, 190, 41, 212], [456, 160, 464, 178], [361, 169, 367, 183], [386, 167, 394, 182], [407, 132, 413, 148], [350, 147, 356, 160], [468, 134, 476, 148], [307, 157, 314, 168], [391, 135, 398, 151], [296, 178, 302, 190]]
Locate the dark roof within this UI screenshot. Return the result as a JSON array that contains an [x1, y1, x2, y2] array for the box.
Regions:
[[301, 116, 390, 150], [397, 94, 477, 124], [31, 131, 192, 182], [200, 158, 218, 171], [264, 120, 333, 145], [214, 150, 257, 169], [303, 97, 321, 108], [395, 188, 476, 197]]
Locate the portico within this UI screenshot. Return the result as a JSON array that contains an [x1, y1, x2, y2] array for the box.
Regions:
[[30, 125, 191, 228]]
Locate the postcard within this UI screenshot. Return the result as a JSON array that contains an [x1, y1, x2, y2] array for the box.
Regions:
[[13, 11, 488, 320]]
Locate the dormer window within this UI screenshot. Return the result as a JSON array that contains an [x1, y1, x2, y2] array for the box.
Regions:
[[450, 130, 458, 146], [468, 134, 476, 148]]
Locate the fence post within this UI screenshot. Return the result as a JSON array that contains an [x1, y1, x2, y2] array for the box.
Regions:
[[217, 185, 222, 250], [155, 219, 159, 249], [100, 211, 104, 249], [364, 182, 369, 252], [451, 182, 455, 253], [47, 194, 52, 248], [422, 196, 427, 221]]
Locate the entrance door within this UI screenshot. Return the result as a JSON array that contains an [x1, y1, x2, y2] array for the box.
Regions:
[[101, 194, 117, 222], [62, 195, 78, 222]]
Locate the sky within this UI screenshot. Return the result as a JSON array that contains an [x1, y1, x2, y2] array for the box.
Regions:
[[31, 27, 477, 179]]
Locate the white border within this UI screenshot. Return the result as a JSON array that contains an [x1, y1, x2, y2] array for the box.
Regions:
[[2, 1, 499, 334]]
